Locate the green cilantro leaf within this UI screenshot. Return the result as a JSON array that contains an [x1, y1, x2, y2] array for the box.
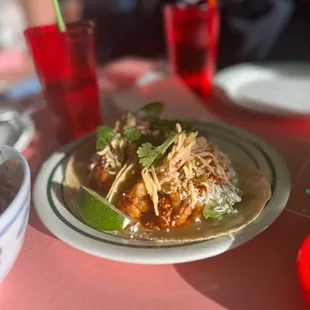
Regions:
[[96, 126, 115, 151], [124, 128, 141, 141], [141, 102, 164, 119], [137, 143, 155, 168], [137, 133, 179, 168]]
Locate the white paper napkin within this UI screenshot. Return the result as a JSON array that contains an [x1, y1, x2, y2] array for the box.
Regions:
[[111, 76, 218, 122]]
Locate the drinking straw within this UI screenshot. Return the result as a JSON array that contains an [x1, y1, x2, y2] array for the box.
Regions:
[[52, 0, 66, 32]]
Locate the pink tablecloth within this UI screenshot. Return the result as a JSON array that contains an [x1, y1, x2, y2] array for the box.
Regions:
[[0, 78, 309, 310]]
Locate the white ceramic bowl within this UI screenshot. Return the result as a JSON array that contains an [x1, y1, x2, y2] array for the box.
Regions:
[[0, 145, 30, 282]]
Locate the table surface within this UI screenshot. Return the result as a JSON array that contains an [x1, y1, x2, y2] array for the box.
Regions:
[[1, 76, 310, 310]]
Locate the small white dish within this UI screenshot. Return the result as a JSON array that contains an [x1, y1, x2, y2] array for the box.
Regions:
[[0, 145, 31, 282], [33, 122, 290, 264], [214, 62, 310, 116]]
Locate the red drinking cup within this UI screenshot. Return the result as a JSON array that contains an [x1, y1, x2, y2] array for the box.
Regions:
[[297, 235, 310, 308], [164, 4, 220, 97], [24, 21, 101, 140]]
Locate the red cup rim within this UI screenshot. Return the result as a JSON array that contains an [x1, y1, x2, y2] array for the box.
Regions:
[[164, 3, 218, 12], [24, 20, 94, 37]]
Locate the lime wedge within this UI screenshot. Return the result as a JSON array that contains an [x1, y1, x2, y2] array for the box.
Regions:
[[77, 186, 131, 231]]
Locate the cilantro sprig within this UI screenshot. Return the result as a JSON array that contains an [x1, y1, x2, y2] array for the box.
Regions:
[[124, 128, 141, 141], [137, 133, 179, 168], [140, 102, 164, 119], [96, 126, 115, 151], [96, 125, 142, 151]]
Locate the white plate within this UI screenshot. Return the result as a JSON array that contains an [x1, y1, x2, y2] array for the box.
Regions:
[[0, 115, 35, 152], [33, 122, 290, 264], [214, 62, 310, 116]]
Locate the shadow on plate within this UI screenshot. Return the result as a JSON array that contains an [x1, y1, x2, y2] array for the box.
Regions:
[[51, 181, 82, 222], [174, 211, 308, 310]]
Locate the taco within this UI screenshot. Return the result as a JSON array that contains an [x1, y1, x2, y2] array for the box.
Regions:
[[64, 103, 271, 243]]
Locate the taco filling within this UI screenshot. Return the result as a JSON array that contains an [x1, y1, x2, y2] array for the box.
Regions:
[[85, 103, 246, 232]]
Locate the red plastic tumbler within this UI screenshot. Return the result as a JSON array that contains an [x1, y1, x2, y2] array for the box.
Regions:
[[164, 4, 220, 97], [24, 21, 101, 139], [297, 235, 310, 308]]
